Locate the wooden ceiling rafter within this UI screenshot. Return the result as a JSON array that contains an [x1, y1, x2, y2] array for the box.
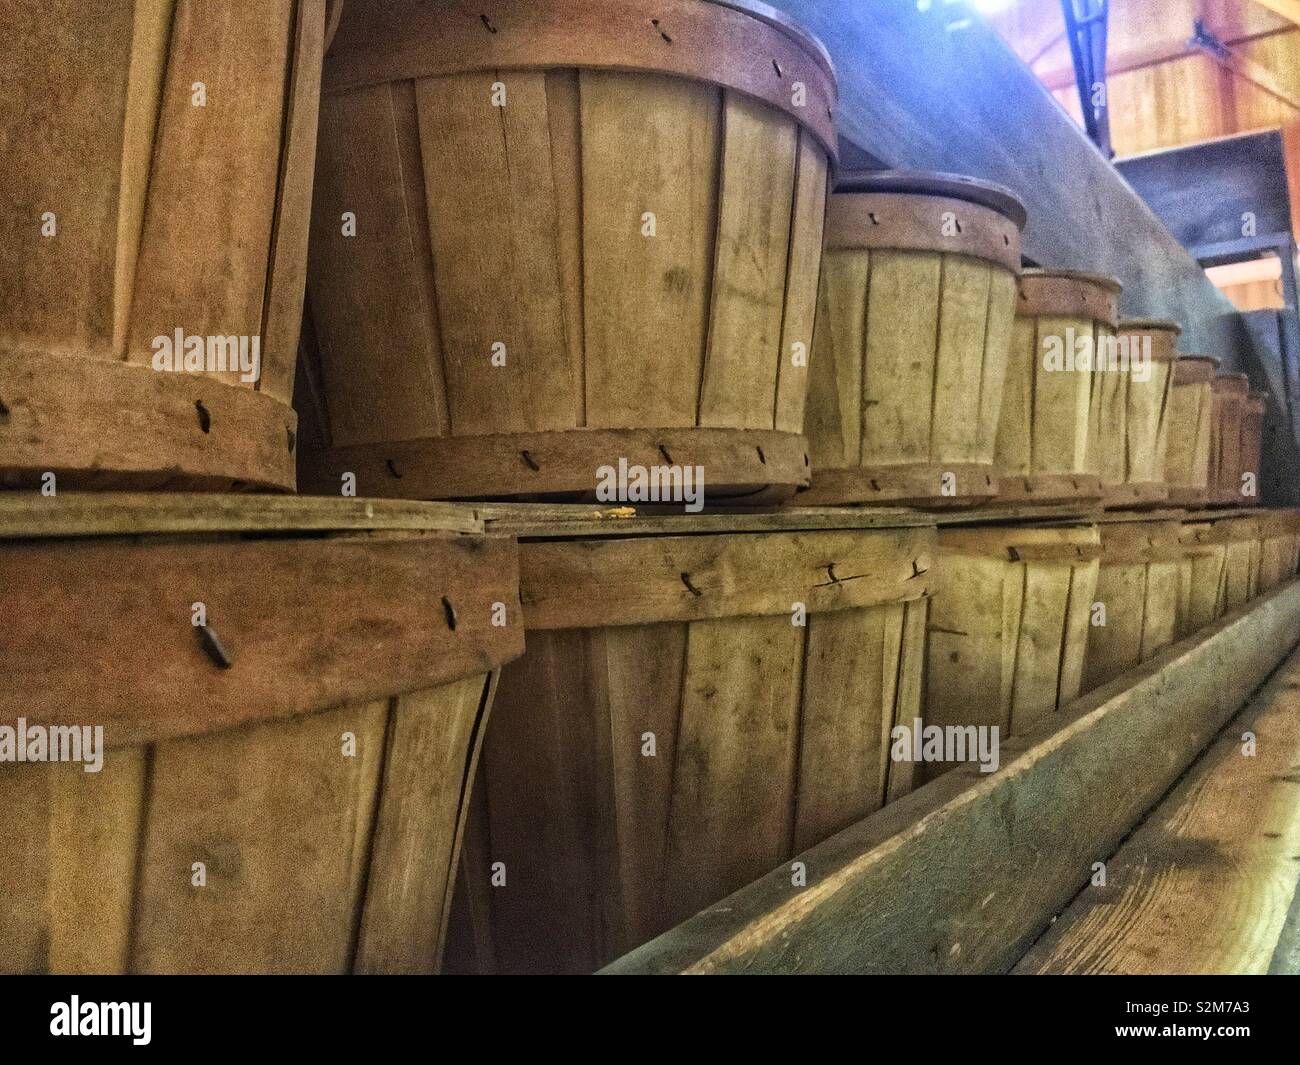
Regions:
[[1250, 0, 1300, 27]]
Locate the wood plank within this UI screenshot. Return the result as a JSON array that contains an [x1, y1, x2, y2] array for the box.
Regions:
[[925, 554, 1018, 758], [1058, 556, 1098, 711], [259, 0, 326, 404], [862, 252, 941, 466], [661, 615, 804, 928], [47, 750, 148, 974], [112, 0, 176, 358], [474, 500, 1093, 539], [475, 502, 937, 538], [1, 323, 298, 494], [301, 423, 810, 504], [354, 675, 493, 974], [806, 251, 868, 467], [0, 492, 484, 539], [126, 0, 294, 383], [1, 1, 156, 357], [130, 700, 387, 973], [1034, 318, 1094, 476], [1009, 562, 1085, 735], [1017, 640, 1300, 974], [885, 599, 929, 803], [978, 270, 1018, 466], [603, 579, 1300, 974], [580, 71, 720, 429], [417, 70, 576, 434], [793, 606, 893, 851], [1178, 544, 1228, 636], [1142, 559, 1181, 660], [933, 257, 993, 463], [995, 318, 1037, 477], [775, 130, 829, 434], [308, 83, 447, 445], [0, 763, 53, 972], [605, 623, 689, 951], [1085, 563, 1146, 691], [546, 69, 586, 426], [480, 629, 615, 973], [699, 91, 798, 429], [1091, 363, 1130, 488]]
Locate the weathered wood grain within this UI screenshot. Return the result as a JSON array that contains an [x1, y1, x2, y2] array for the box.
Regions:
[[0, 510, 522, 749], [1018, 641, 1300, 974], [304, 0, 834, 502], [603, 579, 1300, 974]]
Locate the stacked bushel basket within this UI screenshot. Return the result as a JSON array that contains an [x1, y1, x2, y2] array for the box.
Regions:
[[2, 0, 1297, 979], [295, 0, 938, 975], [0, 0, 524, 975]]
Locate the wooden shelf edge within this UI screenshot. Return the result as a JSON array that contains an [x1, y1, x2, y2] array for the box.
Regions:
[[1016, 640, 1300, 975], [602, 579, 1300, 975]]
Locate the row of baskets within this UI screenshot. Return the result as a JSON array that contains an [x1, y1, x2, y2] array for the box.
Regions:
[[2, 499, 1294, 974], [0, 0, 1270, 511]]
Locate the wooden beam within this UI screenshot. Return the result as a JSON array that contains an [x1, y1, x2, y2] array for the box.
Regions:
[[1253, 0, 1300, 28], [0, 491, 486, 539], [1016, 643, 1300, 974], [1033, 28, 1295, 92], [1196, 36, 1300, 112], [1282, 122, 1300, 237], [603, 580, 1300, 974]]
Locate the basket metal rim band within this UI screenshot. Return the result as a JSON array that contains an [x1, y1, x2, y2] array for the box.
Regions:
[[322, 0, 839, 159]]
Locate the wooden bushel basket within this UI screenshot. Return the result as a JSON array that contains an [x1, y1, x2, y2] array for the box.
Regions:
[[1175, 519, 1228, 639], [926, 524, 1100, 763], [0, 494, 522, 974], [1176, 512, 1261, 637], [1164, 355, 1217, 507], [444, 508, 933, 973], [1255, 509, 1300, 594], [1217, 514, 1262, 610], [0, 0, 333, 492], [1095, 321, 1178, 509], [996, 270, 1121, 505], [1240, 391, 1266, 505], [1209, 373, 1249, 507], [799, 170, 1025, 507], [1082, 515, 1182, 694], [297, 0, 838, 504]]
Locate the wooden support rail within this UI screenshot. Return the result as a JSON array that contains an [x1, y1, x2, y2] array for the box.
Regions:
[[1017, 642, 1300, 974]]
